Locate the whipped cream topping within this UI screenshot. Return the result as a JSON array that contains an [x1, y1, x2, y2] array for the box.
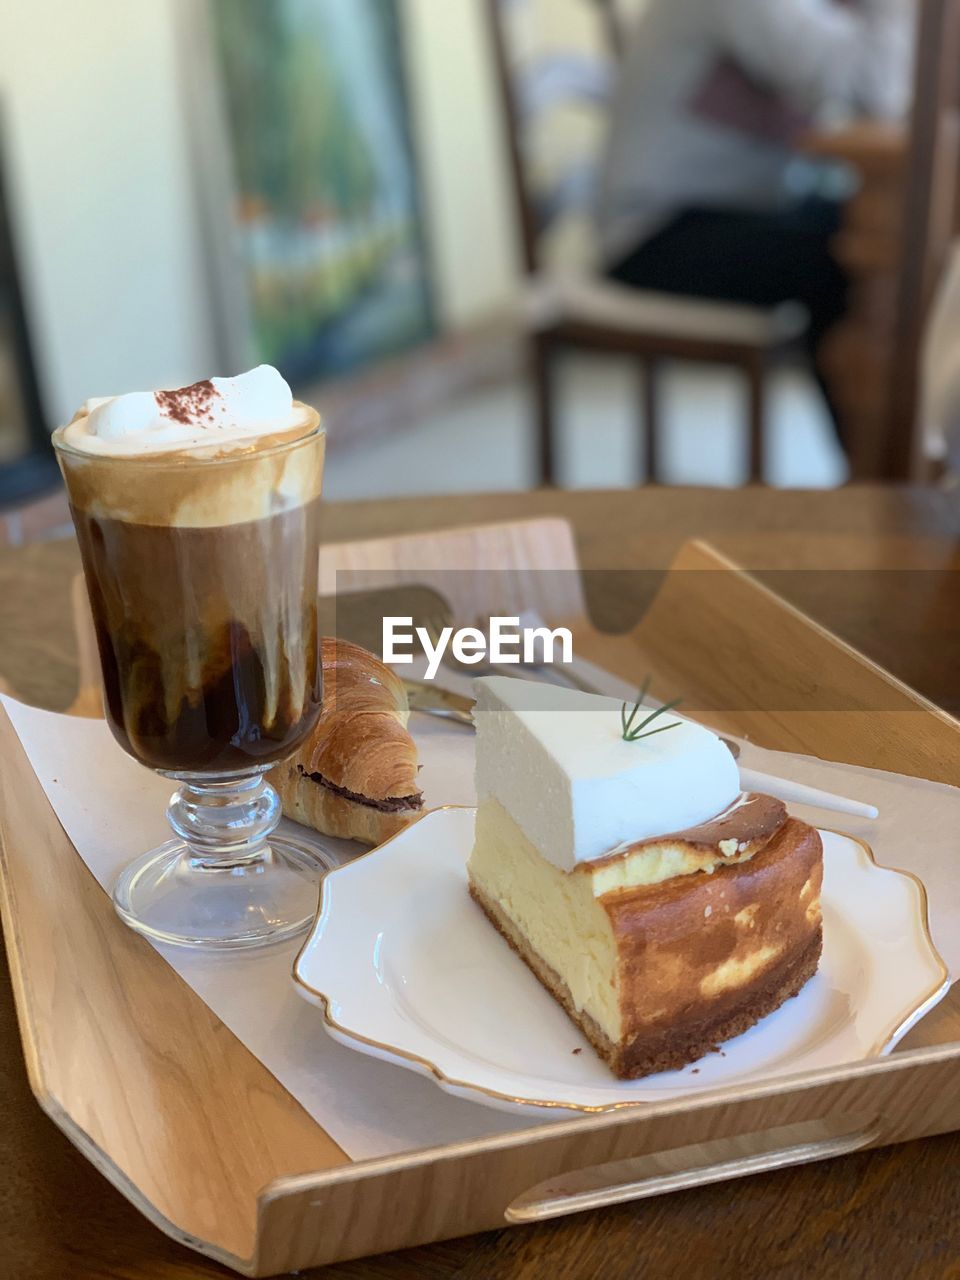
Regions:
[[473, 677, 742, 871], [59, 365, 306, 456]]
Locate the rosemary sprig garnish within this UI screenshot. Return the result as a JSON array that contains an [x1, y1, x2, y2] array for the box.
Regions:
[[620, 678, 683, 742]]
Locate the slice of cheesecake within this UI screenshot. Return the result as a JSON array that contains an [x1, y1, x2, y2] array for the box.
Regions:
[[467, 677, 823, 1079]]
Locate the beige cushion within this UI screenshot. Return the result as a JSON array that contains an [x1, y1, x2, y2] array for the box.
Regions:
[[523, 274, 807, 348]]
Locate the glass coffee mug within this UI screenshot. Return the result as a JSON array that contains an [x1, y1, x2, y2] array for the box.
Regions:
[[53, 408, 332, 949]]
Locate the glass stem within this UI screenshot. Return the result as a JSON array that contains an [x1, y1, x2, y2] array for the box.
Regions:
[[166, 772, 281, 870]]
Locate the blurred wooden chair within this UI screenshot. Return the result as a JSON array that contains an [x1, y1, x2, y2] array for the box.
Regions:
[[799, 121, 907, 479], [884, 0, 960, 479], [485, 0, 805, 486]]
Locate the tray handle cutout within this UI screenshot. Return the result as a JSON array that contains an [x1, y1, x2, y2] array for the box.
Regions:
[[506, 1115, 879, 1223]]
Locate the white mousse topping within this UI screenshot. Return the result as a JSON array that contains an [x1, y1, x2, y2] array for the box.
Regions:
[[473, 676, 741, 870], [59, 365, 304, 456]]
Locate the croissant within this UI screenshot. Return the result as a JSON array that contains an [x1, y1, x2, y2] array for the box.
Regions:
[[270, 637, 422, 845]]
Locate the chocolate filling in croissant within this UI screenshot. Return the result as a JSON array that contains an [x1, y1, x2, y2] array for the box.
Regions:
[[297, 765, 423, 814]]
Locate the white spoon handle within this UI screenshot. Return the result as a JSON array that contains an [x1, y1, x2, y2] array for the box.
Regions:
[[739, 767, 879, 821]]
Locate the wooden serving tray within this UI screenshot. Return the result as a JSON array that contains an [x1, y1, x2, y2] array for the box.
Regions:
[[2, 518, 960, 1276]]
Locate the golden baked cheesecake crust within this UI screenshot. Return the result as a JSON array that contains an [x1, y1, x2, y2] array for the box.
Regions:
[[468, 807, 823, 1079], [584, 791, 788, 895], [604, 816, 822, 1076]]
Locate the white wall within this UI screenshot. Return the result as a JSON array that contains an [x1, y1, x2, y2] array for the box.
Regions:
[[402, 0, 519, 329], [1, 0, 218, 426]]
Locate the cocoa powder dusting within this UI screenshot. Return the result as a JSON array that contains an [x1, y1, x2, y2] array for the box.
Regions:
[[156, 378, 219, 425]]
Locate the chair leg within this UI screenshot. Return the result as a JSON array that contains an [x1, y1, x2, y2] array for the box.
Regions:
[[746, 356, 766, 483], [530, 333, 557, 486], [641, 357, 661, 484]]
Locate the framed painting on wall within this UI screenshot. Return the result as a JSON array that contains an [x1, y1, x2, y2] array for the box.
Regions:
[[195, 0, 435, 386]]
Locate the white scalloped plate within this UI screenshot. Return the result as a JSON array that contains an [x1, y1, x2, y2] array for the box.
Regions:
[[293, 807, 949, 1115]]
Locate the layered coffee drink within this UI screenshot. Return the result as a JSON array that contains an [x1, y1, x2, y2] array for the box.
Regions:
[[54, 366, 324, 775]]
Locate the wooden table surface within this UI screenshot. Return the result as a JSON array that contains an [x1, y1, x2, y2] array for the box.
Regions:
[[2, 485, 960, 1280]]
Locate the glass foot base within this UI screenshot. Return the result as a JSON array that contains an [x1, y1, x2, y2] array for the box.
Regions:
[[113, 835, 335, 950]]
